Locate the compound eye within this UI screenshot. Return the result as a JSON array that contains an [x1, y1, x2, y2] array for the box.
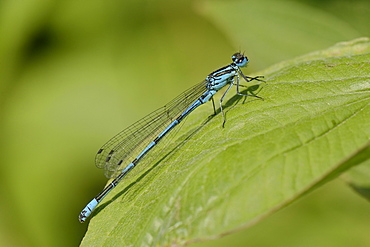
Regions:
[[232, 53, 249, 67], [231, 53, 242, 63]]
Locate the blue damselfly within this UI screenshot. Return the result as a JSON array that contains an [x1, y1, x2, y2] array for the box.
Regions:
[[79, 53, 264, 222]]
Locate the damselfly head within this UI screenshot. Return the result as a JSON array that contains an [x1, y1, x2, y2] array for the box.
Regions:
[[232, 53, 249, 67]]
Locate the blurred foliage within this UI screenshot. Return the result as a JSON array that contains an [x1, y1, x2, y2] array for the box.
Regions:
[[0, 0, 369, 246]]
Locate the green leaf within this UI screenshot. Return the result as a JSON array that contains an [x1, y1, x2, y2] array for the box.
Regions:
[[80, 38, 370, 246]]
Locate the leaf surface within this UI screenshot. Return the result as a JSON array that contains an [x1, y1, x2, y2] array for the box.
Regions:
[[81, 38, 370, 246]]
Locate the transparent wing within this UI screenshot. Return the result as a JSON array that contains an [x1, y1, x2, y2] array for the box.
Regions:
[[95, 80, 209, 178]]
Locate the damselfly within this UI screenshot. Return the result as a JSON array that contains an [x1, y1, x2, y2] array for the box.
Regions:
[[79, 53, 264, 222]]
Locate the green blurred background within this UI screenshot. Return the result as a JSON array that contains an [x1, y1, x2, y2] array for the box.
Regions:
[[0, 0, 369, 246]]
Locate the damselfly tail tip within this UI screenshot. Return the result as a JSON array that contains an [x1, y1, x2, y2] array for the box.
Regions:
[[79, 212, 87, 223]]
